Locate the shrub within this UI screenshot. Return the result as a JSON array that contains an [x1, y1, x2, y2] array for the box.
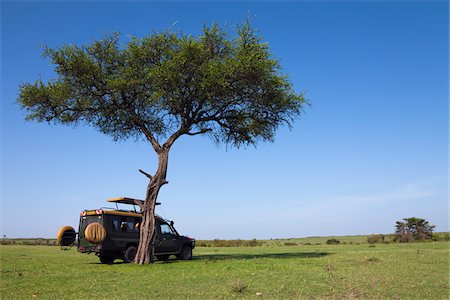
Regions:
[[432, 232, 450, 241], [231, 279, 247, 293], [367, 257, 381, 263], [284, 242, 297, 246], [367, 234, 386, 244], [326, 238, 340, 245], [22, 240, 37, 245], [196, 239, 262, 247], [248, 239, 260, 247]]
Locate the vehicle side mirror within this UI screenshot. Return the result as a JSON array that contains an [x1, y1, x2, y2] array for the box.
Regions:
[[170, 221, 174, 226]]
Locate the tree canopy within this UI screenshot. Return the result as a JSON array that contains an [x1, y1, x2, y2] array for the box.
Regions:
[[19, 22, 306, 152], [394, 217, 435, 242]]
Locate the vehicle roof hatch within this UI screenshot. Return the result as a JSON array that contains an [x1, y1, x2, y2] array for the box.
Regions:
[[107, 197, 144, 206]]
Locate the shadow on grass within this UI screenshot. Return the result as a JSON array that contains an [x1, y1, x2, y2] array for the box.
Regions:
[[89, 252, 330, 264], [89, 261, 126, 265], [89, 259, 178, 265], [193, 251, 330, 261]]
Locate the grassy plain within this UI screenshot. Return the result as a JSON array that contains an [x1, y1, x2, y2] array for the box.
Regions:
[[1, 241, 448, 299]]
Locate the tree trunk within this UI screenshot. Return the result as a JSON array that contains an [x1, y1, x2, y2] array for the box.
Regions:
[[134, 150, 169, 264]]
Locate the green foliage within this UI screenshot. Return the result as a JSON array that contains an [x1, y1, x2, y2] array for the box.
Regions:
[[18, 21, 306, 148], [433, 232, 450, 241], [367, 234, 387, 244], [325, 238, 340, 245], [394, 217, 435, 242]]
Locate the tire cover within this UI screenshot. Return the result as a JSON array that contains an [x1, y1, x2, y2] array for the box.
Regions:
[[56, 225, 76, 246], [84, 222, 106, 244]]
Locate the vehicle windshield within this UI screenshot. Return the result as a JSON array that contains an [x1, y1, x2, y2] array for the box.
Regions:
[[160, 223, 177, 236]]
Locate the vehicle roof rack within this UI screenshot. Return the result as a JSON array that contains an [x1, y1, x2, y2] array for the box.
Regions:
[[107, 197, 161, 213], [107, 197, 144, 206], [107, 197, 161, 206]]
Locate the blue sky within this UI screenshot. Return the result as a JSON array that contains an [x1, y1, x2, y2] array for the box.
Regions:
[[1, 1, 448, 239]]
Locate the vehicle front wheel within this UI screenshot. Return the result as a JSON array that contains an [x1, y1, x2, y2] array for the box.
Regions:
[[123, 246, 137, 263], [177, 245, 192, 260], [99, 256, 114, 264]]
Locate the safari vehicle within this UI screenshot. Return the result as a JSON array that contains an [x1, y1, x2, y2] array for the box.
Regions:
[[57, 197, 195, 264]]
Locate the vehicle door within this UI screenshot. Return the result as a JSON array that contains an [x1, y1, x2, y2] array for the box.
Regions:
[[78, 215, 103, 249], [156, 222, 179, 253], [107, 215, 139, 251]]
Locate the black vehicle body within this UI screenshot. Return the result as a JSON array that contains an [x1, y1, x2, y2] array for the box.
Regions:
[[77, 208, 195, 263]]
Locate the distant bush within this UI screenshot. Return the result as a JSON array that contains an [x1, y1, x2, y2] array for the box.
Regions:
[[284, 242, 297, 246], [0, 239, 59, 246], [367, 234, 386, 244], [22, 240, 38, 245], [367, 257, 381, 263], [326, 239, 340, 245], [247, 239, 260, 247], [432, 232, 450, 241], [197, 239, 262, 247]]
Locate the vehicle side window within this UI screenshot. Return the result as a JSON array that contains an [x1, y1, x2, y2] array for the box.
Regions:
[[135, 218, 141, 230], [112, 216, 121, 231], [112, 215, 139, 232], [160, 223, 174, 236], [126, 217, 137, 232]]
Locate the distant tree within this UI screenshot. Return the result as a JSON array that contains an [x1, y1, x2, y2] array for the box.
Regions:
[[17, 20, 307, 264], [394, 217, 435, 242]]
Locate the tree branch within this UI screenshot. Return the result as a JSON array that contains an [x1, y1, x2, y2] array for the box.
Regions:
[[136, 120, 162, 153], [138, 169, 153, 180], [163, 128, 185, 149], [162, 121, 191, 149], [186, 128, 212, 136]]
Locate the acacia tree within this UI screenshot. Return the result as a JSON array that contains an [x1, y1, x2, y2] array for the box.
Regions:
[[18, 21, 307, 264], [394, 217, 435, 242]]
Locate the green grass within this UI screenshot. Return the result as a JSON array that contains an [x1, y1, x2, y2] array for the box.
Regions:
[[1, 242, 448, 299]]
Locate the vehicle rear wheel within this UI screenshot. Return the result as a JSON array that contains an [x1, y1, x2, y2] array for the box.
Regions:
[[177, 245, 192, 260], [157, 255, 170, 261], [123, 246, 137, 263], [99, 256, 114, 264]]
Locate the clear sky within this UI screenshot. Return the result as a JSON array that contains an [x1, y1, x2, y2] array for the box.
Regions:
[[1, 1, 448, 239]]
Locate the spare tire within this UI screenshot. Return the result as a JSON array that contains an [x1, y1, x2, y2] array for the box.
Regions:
[[84, 222, 106, 244], [56, 226, 76, 246]]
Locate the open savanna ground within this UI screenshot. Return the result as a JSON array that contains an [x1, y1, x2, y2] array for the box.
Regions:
[[1, 241, 448, 299]]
